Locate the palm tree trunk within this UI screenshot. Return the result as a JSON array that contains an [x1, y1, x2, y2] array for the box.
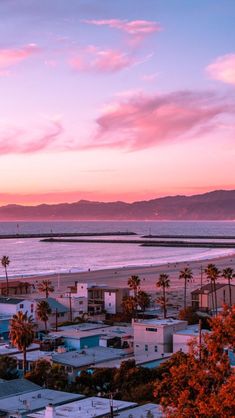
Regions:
[[5, 267, 9, 296], [23, 348, 27, 376], [163, 286, 166, 319], [46, 289, 48, 298], [213, 280, 218, 316], [184, 278, 186, 309], [210, 279, 215, 315], [228, 278, 232, 307]]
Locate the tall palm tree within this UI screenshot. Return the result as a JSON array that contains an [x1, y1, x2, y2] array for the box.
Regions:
[[156, 273, 170, 318], [127, 275, 141, 297], [205, 264, 220, 315], [222, 267, 235, 308], [137, 290, 150, 317], [38, 280, 54, 298], [179, 267, 193, 309], [1, 256, 10, 296], [9, 311, 35, 375], [36, 300, 52, 333]]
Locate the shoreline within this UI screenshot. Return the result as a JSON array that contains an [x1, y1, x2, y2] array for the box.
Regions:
[[4, 252, 234, 294]]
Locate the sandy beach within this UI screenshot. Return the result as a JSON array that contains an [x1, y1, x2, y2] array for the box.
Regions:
[[17, 252, 235, 309]]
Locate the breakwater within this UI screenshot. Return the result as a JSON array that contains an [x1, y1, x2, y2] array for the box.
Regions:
[[41, 237, 235, 248], [0, 231, 136, 240]]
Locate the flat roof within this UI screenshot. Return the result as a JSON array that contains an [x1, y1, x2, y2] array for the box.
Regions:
[[0, 379, 40, 399], [117, 403, 163, 417], [133, 318, 187, 326], [174, 325, 210, 336], [27, 397, 136, 418], [0, 297, 25, 305], [14, 350, 52, 362], [50, 325, 133, 341], [52, 346, 127, 368], [0, 389, 83, 414], [0, 343, 40, 357]]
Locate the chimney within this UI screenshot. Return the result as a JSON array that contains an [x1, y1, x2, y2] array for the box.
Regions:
[[45, 404, 56, 418]]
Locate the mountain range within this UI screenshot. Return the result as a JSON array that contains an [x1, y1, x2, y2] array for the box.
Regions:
[[0, 190, 234, 221]]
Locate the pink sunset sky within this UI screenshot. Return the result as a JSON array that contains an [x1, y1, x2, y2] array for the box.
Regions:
[[0, 0, 235, 205]]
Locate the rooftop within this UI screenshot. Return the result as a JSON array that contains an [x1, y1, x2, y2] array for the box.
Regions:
[[50, 325, 133, 341], [0, 297, 25, 305], [35, 298, 68, 313], [0, 388, 83, 415], [0, 379, 40, 399], [52, 346, 127, 368], [174, 325, 210, 336], [27, 397, 136, 418], [133, 318, 187, 326], [191, 283, 231, 295], [117, 403, 163, 417]]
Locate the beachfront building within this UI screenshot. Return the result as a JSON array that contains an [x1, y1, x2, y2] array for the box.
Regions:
[[0, 297, 35, 319], [0, 280, 33, 297], [75, 283, 129, 315], [56, 294, 88, 318], [191, 283, 235, 311], [133, 318, 187, 358], [173, 325, 209, 354], [34, 298, 69, 330]]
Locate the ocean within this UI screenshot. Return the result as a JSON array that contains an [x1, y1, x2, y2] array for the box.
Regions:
[[0, 220, 235, 278]]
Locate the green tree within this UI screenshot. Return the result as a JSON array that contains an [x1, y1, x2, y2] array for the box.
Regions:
[[0, 355, 18, 380], [122, 295, 137, 319], [179, 267, 193, 309], [205, 264, 220, 315], [37, 280, 54, 298], [1, 255, 10, 296], [137, 290, 151, 315], [156, 273, 170, 318], [222, 267, 235, 308], [36, 300, 52, 333], [9, 311, 36, 375], [178, 306, 199, 325]]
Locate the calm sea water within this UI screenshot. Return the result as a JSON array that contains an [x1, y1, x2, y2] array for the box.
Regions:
[[0, 221, 235, 278]]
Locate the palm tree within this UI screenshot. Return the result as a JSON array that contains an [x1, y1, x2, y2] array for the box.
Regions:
[[127, 275, 141, 297], [1, 256, 10, 296], [137, 290, 151, 315], [179, 267, 193, 309], [38, 280, 54, 298], [222, 267, 235, 307], [9, 311, 35, 375], [205, 264, 220, 315], [36, 300, 52, 333], [156, 273, 170, 318]]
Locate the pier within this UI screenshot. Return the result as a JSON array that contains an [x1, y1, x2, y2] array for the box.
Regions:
[[0, 231, 137, 240]]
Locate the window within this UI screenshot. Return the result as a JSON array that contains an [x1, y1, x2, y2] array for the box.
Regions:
[[155, 345, 158, 352], [136, 344, 139, 348], [109, 303, 111, 307], [146, 327, 157, 332], [79, 301, 83, 305], [109, 292, 112, 296], [145, 344, 148, 351], [20, 304, 24, 309]]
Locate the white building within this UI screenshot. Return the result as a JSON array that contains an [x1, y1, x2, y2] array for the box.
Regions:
[[0, 297, 35, 319], [75, 283, 129, 314], [173, 325, 209, 354], [133, 318, 187, 357]]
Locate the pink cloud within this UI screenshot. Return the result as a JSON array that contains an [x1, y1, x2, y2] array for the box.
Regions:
[[0, 120, 63, 155], [84, 19, 161, 42], [142, 72, 159, 82], [89, 91, 234, 151], [0, 44, 39, 71], [206, 54, 235, 85], [70, 46, 134, 73]]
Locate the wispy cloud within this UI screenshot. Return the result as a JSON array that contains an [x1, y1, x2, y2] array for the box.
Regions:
[[206, 54, 235, 85], [88, 90, 235, 151], [70, 45, 134, 73], [83, 19, 161, 43], [0, 120, 63, 155], [142, 72, 159, 82], [0, 44, 39, 72]]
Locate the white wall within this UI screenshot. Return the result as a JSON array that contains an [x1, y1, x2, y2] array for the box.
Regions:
[[104, 291, 116, 314], [76, 283, 88, 298]]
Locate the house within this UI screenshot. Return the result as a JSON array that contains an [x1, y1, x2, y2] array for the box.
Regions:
[[173, 325, 209, 354], [0, 281, 33, 296], [117, 403, 163, 418], [51, 346, 127, 381], [133, 318, 187, 358], [191, 283, 235, 311], [26, 397, 136, 418], [0, 380, 83, 417], [56, 294, 88, 317], [75, 283, 129, 315], [34, 298, 69, 329], [0, 297, 35, 319]]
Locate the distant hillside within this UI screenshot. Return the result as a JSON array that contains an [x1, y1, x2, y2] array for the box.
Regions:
[[0, 190, 234, 220]]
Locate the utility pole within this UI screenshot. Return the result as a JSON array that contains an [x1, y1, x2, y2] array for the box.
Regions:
[[109, 393, 114, 418], [69, 292, 73, 321], [55, 308, 58, 332], [200, 265, 203, 309]]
